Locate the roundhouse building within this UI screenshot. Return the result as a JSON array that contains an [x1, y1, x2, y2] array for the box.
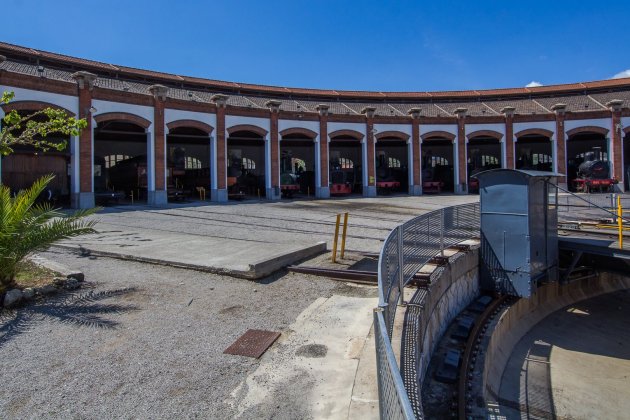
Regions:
[[0, 42, 629, 208]]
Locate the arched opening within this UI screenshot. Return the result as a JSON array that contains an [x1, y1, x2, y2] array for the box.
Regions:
[[375, 138, 408, 194], [94, 120, 148, 205], [467, 136, 502, 193], [329, 133, 363, 196], [280, 130, 316, 199], [227, 129, 266, 199], [167, 125, 211, 201], [515, 134, 553, 171], [1, 109, 71, 206], [566, 131, 610, 192], [421, 137, 455, 193]]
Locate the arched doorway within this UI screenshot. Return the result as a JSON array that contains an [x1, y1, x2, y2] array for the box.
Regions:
[[375, 132, 409, 195], [167, 124, 211, 201], [329, 131, 363, 196], [280, 129, 316, 198], [515, 133, 553, 171], [1, 109, 71, 206], [227, 129, 266, 199], [467, 135, 502, 192], [566, 130, 609, 191], [421, 133, 456, 193], [94, 119, 149, 205]]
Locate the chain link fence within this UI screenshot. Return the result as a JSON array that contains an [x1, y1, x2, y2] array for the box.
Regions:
[[375, 202, 480, 419]]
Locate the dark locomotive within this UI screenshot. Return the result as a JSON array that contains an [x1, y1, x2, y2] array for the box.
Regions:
[[572, 150, 617, 193]]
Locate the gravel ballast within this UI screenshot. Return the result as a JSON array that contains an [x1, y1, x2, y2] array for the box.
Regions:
[[0, 249, 363, 419]]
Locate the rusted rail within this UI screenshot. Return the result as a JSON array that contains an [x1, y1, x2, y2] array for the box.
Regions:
[[458, 295, 510, 419], [287, 265, 377, 284]]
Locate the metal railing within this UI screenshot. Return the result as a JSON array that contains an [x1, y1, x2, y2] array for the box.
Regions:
[[375, 202, 480, 419]]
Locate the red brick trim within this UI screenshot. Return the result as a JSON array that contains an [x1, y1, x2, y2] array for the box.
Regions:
[[421, 130, 456, 141], [1, 100, 75, 117], [466, 129, 503, 140], [279, 127, 317, 138], [514, 128, 553, 138], [566, 125, 609, 138], [94, 112, 151, 129], [227, 124, 268, 137], [375, 130, 410, 141], [329, 129, 364, 140], [166, 119, 214, 135]]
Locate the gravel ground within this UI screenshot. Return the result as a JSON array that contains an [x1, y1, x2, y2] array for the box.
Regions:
[[0, 248, 375, 419]]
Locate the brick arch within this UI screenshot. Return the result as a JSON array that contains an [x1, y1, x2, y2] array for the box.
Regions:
[[566, 125, 609, 138], [227, 124, 268, 137], [167, 119, 214, 135], [514, 128, 553, 139], [467, 129, 504, 140], [375, 130, 410, 141], [329, 129, 364, 140], [94, 112, 151, 129], [279, 127, 317, 138], [1, 100, 76, 117], [421, 130, 456, 142]]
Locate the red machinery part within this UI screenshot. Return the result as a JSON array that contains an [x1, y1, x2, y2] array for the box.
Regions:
[[330, 183, 352, 195], [376, 181, 400, 188]]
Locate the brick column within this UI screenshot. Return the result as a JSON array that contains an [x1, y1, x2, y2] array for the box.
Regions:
[[211, 94, 228, 201], [316, 104, 330, 198], [266, 100, 281, 200], [361, 106, 377, 197], [607, 100, 624, 190], [552, 103, 567, 187], [148, 84, 168, 205], [408, 107, 422, 195], [71, 71, 97, 209], [454, 108, 468, 193], [502, 106, 515, 169]]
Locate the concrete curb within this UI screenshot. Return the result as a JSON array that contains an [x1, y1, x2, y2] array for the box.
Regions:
[[52, 241, 327, 280], [29, 254, 84, 282]]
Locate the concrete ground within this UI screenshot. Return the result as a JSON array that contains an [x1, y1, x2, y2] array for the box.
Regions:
[[499, 290, 630, 420], [57, 195, 478, 277], [2, 194, 476, 419]]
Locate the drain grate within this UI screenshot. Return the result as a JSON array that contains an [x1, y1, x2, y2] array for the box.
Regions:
[[223, 329, 281, 358]]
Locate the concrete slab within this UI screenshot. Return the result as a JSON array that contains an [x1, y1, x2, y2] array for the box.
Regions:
[[227, 294, 378, 419], [55, 195, 478, 279]]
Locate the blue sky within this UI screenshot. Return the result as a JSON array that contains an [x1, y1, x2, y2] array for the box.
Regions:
[[2, 0, 629, 92]]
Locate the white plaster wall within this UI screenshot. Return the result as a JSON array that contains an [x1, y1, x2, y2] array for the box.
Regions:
[[225, 115, 270, 133], [1, 86, 79, 115], [92, 100, 154, 122], [278, 119, 319, 133], [564, 118, 611, 134], [465, 123, 505, 137], [164, 109, 216, 128], [373, 123, 412, 137], [328, 122, 366, 140], [622, 116, 630, 129], [513, 121, 556, 139], [420, 123, 457, 137]]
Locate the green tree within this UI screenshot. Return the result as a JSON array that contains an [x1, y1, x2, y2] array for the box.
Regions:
[[0, 91, 87, 156], [0, 91, 97, 292]]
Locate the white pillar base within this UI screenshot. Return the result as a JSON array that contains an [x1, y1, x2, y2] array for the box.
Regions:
[[266, 187, 281, 200], [411, 185, 422, 196], [148, 190, 168, 206], [363, 186, 377, 197], [73, 192, 95, 209], [316, 187, 330, 199], [211, 188, 228, 202]]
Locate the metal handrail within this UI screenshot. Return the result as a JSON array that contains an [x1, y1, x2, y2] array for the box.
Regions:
[[374, 202, 480, 419], [554, 184, 630, 224]]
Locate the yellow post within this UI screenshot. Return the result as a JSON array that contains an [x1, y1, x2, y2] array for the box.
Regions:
[[340, 212, 349, 259], [203, 187, 206, 201], [332, 213, 341, 263], [618, 196, 623, 249]]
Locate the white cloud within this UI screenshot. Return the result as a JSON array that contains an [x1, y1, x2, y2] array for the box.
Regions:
[[611, 69, 630, 79], [525, 81, 543, 87]]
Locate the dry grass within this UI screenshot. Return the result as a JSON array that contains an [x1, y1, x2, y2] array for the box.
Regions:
[[14, 260, 60, 289]]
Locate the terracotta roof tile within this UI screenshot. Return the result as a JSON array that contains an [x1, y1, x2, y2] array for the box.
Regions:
[[483, 99, 548, 115], [534, 95, 605, 112], [589, 90, 630, 109], [434, 101, 500, 117], [388, 103, 448, 117], [342, 102, 403, 116]]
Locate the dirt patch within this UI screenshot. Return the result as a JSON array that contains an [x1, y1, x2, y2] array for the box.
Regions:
[[13, 260, 60, 289], [295, 343, 328, 358]]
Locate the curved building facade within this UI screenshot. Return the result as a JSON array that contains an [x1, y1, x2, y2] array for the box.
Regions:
[[0, 41, 629, 208]]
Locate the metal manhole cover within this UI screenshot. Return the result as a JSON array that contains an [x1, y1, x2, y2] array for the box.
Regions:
[[223, 329, 281, 358]]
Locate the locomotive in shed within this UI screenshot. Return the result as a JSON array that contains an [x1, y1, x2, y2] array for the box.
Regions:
[[572, 149, 617, 193]]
